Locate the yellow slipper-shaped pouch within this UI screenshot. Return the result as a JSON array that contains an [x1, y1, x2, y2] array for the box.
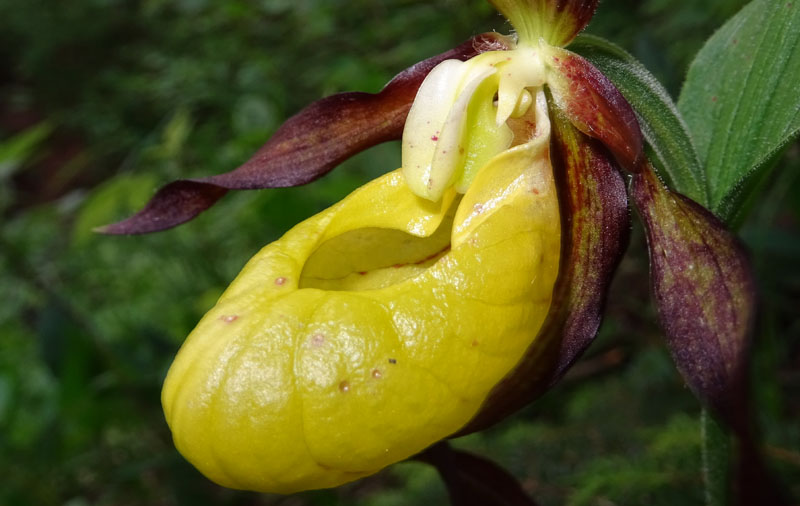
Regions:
[[161, 117, 560, 493]]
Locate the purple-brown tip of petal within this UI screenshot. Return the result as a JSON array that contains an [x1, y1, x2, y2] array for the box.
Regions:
[[415, 442, 540, 506], [458, 104, 629, 435], [95, 181, 228, 235], [99, 33, 512, 235], [547, 47, 644, 173], [631, 163, 755, 429]]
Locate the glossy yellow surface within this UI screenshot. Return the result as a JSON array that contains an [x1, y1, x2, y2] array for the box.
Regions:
[[162, 134, 560, 493]]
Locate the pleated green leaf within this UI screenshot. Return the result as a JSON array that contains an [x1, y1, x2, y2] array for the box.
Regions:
[[570, 34, 707, 204], [678, 0, 800, 221]]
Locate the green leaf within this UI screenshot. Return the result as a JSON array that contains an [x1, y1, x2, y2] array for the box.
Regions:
[[72, 172, 160, 245], [678, 0, 800, 220], [0, 122, 53, 180], [570, 34, 707, 204]]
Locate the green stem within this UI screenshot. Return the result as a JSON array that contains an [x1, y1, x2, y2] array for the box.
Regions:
[[701, 409, 731, 506]]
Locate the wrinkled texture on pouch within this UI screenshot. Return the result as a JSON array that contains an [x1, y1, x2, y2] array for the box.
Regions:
[[162, 139, 560, 492]]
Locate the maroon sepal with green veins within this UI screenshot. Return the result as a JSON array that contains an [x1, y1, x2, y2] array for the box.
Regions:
[[629, 164, 789, 503], [97, 33, 511, 235], [458, 107, 630, 435], [546, 47, 644, 172], [543, 109, 632, 384], [415, 442, 539, 506], [631, 164, 755, 430]]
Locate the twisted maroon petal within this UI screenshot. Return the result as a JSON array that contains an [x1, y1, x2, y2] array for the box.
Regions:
[[458, 105, 630, 435], [98, 33, 512, 235]]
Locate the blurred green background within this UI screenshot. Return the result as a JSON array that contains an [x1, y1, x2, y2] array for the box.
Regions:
[[1, 0, 798, 504]]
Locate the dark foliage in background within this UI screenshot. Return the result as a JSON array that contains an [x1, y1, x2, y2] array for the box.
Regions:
[[0, 0, 797, 504]]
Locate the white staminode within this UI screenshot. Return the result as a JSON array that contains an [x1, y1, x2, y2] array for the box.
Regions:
[[401, 46, 547, 202]]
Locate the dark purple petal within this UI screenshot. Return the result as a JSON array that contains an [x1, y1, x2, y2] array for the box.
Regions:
[[415, 442, 539, 506], [458, 105, 630, 435], [631, 163, 755, 429], [98, 33, 512, 235], [544, 109, 632, 381], [547, 47, 644, 173]]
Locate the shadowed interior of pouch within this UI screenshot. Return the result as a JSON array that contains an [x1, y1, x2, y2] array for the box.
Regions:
[[299, 198, 460, 291]]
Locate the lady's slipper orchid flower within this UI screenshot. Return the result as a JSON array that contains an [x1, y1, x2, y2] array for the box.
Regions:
[[102, 0, 756, 497]]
